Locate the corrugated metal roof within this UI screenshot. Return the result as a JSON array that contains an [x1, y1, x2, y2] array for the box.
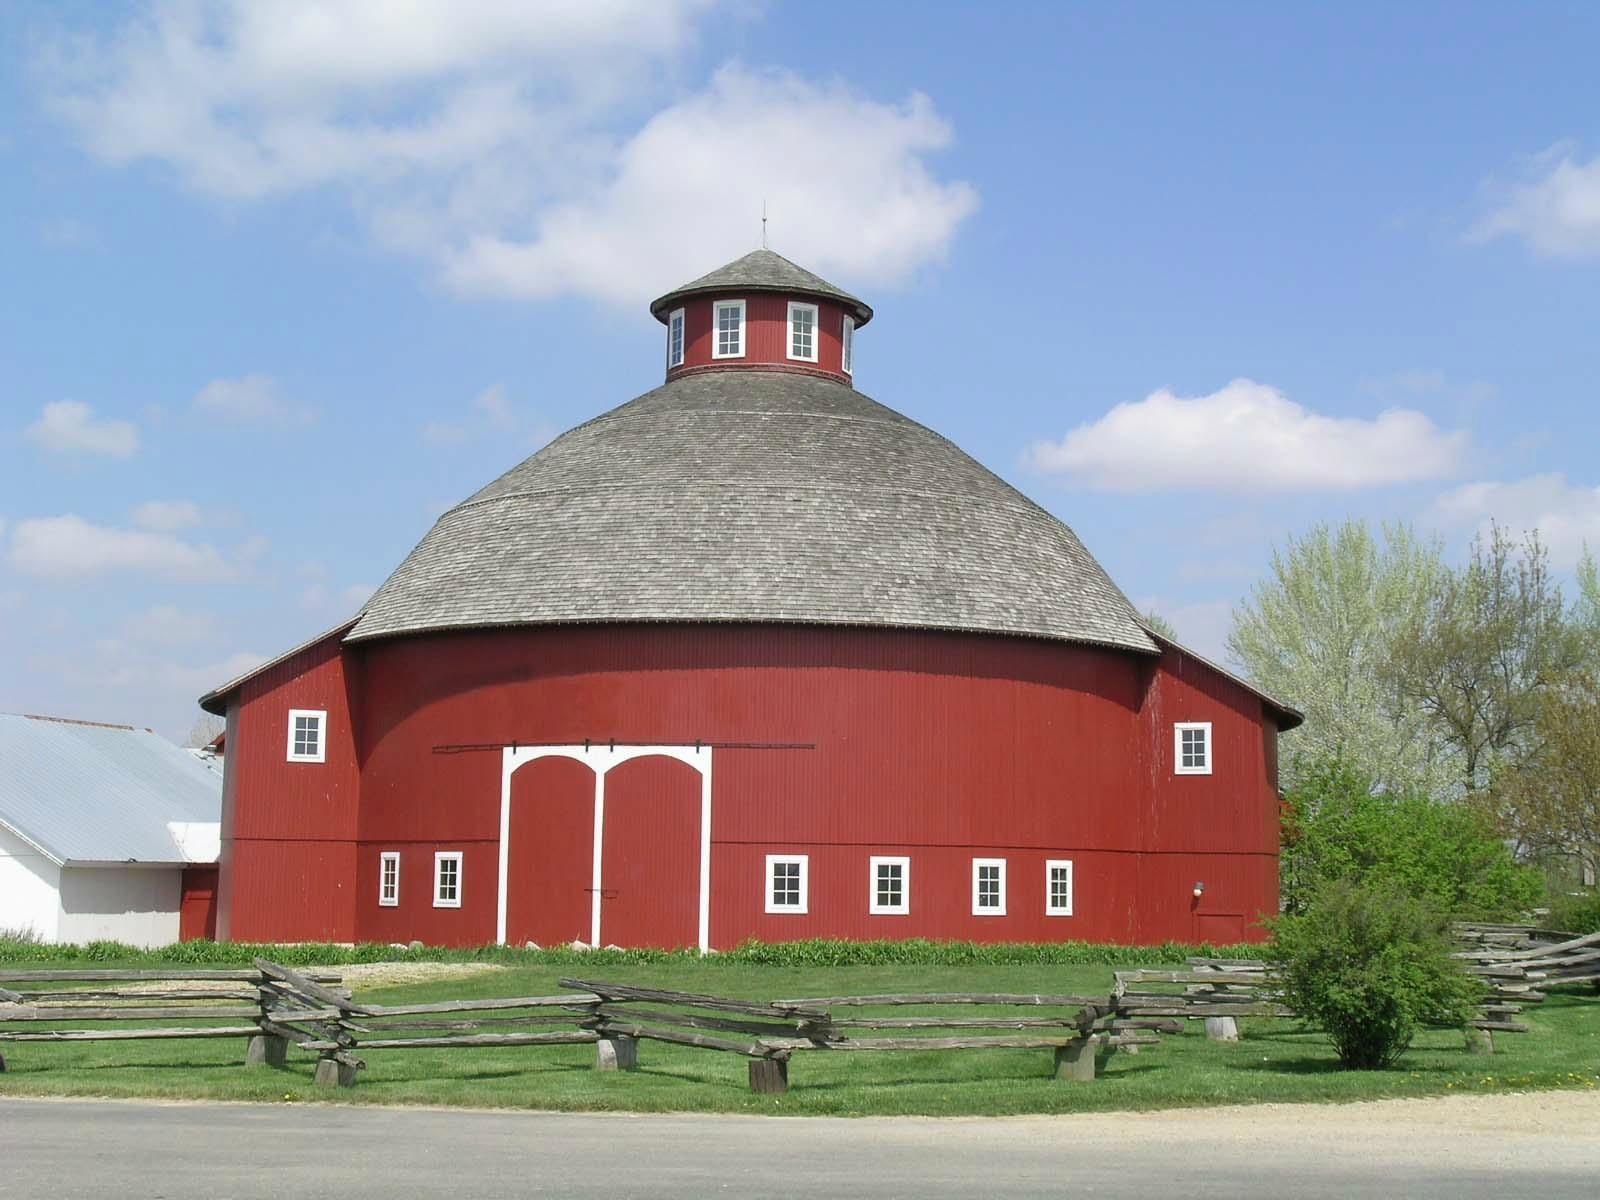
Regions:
[[0, 714, 222, 865]]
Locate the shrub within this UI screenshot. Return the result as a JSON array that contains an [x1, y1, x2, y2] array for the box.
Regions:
[[1548, 890, 1600, 935], [1268, 878, 1479, 1070], [1281, 755, 1542, 919]]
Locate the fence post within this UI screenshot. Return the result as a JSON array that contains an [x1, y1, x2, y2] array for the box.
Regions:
[[1204, 1016, 1240, 1042], [1465, 1026, 1494, 1055], [748, 1057, 789, 1094], [245, 977, 290, 1068], [313, 1054, 360, 1087], [0, 1050, 7, 1073], [1054, 1038, 1096, 1082], [596, 1036, 639, 1071]]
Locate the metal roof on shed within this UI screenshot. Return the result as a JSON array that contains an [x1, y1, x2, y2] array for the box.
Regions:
[[0, 714, 222, 866]]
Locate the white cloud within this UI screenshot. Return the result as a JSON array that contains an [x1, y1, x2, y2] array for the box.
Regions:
[[1472, 143, 1600, 258], [8, 515, 236, 582], [41, 5, 976, 306], [131, 499, 204, 531], [24, 400, 139, 458], [298, 581, 376, 614], [122, 604, 224, 647], [1024, 379, 1468, 493], [441, 65, 980, 304], [192, 375, 313, 426], [422, 383, 552, 447], [1431, 473, 1600, 568]]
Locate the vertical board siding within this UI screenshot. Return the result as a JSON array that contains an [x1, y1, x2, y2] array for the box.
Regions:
[[671, 296, 848, 380], [179, 866, 219, 941], [235, 623, 1290, 948]]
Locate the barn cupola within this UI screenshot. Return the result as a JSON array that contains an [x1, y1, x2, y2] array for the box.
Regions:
[[650, 249, 873, 387]]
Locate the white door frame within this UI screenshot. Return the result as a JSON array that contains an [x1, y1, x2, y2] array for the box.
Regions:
[[497, 744, 713, 952]]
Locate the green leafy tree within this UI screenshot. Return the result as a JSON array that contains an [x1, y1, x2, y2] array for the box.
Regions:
[[1140, 609, 1179, 640], [1281, 755, 1541, 918], [1269, 878, 1480, 1069], [1386, 526, 1589, 793], [1229, 520, 1455, 794]]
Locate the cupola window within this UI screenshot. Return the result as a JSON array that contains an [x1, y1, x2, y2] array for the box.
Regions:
[[666, 307, 685, 368], [713, 300, 746, 358], [787, 301, 818, 363], [841, 315, 854, 375]]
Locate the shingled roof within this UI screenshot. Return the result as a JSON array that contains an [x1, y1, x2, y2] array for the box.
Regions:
[[346, 370, 1157, 654], [649, 249, 873, 325]]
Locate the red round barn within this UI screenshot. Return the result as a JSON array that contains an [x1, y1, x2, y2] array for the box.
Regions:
[[201, 249, 1300, 950]]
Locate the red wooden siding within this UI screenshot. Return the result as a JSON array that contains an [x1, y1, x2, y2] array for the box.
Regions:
[[179, 866, 219, 941], [670, 296, 850, 382], [224, 623, 1282, 948], [215, 627, 361, 941]]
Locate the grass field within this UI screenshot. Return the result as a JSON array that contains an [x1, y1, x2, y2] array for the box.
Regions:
[[1, 959, 1596, 1116]]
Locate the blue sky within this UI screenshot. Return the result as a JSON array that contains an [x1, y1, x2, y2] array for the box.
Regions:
[[2, 2, 1597, 740]]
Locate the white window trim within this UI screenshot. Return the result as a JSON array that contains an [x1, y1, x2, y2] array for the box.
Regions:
[[841, 315, 854, 375], [285, 708, 327, 763], [764, 854, 810, 914], [868, 855, 910, 915], [1045, 859, 1074, 916], [666, 307, 685, 368], [972, 857, 1007, 916], [379, 852, 401, 907], [786, 301, 819, 363], [1174, 721, 1214, 775], [433, 851, 463, 909], [711, 299, 746, 359]]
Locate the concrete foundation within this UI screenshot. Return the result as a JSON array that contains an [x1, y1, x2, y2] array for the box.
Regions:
[[596, 1036, 639, 1071], [244, 1034, 289, 1068]]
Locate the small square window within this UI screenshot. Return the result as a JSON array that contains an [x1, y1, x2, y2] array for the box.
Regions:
[[713, 300, 745, 358], [787, 302, 818, 363], [379, 852, 400, 907], [667, 307, 685, 368], [869, 855, 909, 915], [434, 852, 462, 908], [765, 854, 809, 914], [1175, 722, 1213, 775], [1046, 859, 1074, 916], [286, 709, 327, 763], [972, 858, 1006, 916], [841, 315, 854, 375]]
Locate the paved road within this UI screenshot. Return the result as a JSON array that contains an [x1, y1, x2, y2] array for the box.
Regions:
[[2, 1092, 1597, 1198]]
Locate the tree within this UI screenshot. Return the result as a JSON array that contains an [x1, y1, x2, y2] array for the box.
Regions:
[[1140, 609, 1178, 640], [1480, 670, 1600, 884], [1280, 754, 1542, 919], [186, 713, 225, 748], [1386, 526, 1589, 793], [1228, 520, 1455, 794], [1268, 878, 1479, 1070]]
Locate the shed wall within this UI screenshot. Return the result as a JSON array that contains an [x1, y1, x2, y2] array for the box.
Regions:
[[56, 866, 182, 948], [0, 823, 60, 942]]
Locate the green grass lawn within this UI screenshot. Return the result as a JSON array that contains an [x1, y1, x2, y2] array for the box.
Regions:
[[2, 960, 1596, 1115]]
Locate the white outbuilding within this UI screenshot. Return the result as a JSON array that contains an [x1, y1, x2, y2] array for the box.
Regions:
[[0, 714, 222, 948]]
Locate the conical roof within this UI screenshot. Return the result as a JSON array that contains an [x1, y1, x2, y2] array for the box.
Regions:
[[347, 371, 1156, 654], [649, 249, 873, 325]]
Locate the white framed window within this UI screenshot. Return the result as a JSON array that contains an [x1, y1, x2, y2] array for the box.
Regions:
[[379, 852, 400, 907], [1046, 859, 1074, 916], [765, 854, 809, 914], [972, 858, 1007, 916], [433, 851, 462, 908], [286, 709, 327, 763], [712, 299, 746, 358], [666, 307, 685, 368], [841, 315, 854, 375], [1175, 722, 1213, 775], [869, 855, 910, 915], [787, 301, 818, 362]]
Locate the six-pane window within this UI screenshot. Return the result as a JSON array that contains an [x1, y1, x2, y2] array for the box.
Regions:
[[286, 709, 326, 763], [972, 858, 1006, 915], [1175, 722, 1213, 774], [765, 854, 808, 913], [713, 300, 745, 358], [869, 856, 909, 914], [841, 315, 854, 375], [379, 852, 400, 907], [788, 302, 818, 362], [1046, 859, 1074, 916], [434, 852, 462, 908], [667, 307, 685, 368]]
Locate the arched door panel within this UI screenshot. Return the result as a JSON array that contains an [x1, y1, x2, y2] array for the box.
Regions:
[[506, 756, 594, 947], [600, 756, 700, 949]]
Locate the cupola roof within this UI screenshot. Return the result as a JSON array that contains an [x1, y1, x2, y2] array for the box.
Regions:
[[650, 248, 873, 326]]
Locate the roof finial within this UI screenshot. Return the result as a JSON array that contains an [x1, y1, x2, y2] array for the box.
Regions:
[[761, 199, 768, 249]]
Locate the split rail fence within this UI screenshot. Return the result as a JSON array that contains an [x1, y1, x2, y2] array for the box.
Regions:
[[0, 959, 1175, 1095]]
